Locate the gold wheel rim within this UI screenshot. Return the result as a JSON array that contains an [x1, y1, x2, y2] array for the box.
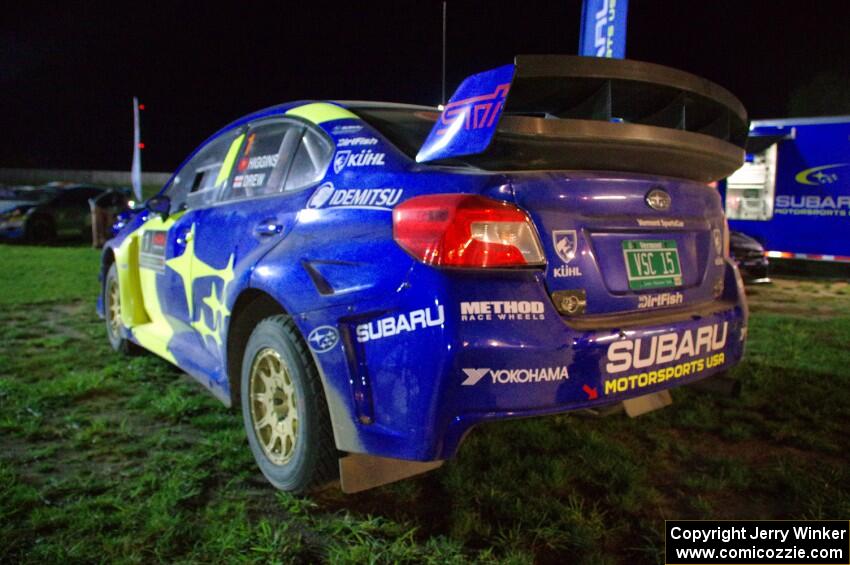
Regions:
[[249, 348, 299, 465], [106, 277, 122, 338]]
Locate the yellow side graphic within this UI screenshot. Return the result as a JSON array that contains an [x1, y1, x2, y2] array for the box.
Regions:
[[165, 223, 235, 349], [118, 213, 182, 364], [286, 102, 357, 124], [115, 215, 235, 364], [114, 234, 149, 327], [215, 133, 245, 188]]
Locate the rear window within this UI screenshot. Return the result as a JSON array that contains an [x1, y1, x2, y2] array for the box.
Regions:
[[354, 108, 439, 160]]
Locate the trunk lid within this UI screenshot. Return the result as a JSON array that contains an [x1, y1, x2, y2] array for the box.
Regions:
[[504, 171, 727, 317]]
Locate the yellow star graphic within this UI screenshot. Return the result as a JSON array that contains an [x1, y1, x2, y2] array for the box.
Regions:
[[166, 222, 236, 345]]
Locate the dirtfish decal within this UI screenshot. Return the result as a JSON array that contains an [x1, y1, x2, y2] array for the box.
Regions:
[[461, 366, 569, 386], [637, 292, 683, 309], [794, 163, 848, 186], [356, 305, 444, 343], [337, 137, 378, 147], [603, 322, 728, 395]]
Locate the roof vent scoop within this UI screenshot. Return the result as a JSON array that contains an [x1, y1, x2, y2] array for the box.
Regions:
[[417, 55, 748, 182]]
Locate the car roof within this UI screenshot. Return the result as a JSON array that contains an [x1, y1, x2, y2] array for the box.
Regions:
[[158, 100, 440, 197]]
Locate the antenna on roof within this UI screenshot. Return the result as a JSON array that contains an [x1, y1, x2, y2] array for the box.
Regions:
[[441, 1, 447, 106]]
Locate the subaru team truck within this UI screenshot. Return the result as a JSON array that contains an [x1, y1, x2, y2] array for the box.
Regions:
[[720, 115, 850, 263], [97, 55, 749, 493]]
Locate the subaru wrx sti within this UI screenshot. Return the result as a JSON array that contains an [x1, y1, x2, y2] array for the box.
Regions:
[[99, 56, 749, 493]]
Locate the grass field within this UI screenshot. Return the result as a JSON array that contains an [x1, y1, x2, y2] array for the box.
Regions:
[[1, 244, 849, 563]]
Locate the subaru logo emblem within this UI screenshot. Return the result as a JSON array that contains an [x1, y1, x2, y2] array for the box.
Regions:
[[645, 188, 671, 211], [307, 325, 339, 353]]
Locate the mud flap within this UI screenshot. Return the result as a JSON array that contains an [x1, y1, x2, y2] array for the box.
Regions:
[[622, 390, 673, 418], [339, 454, 443, 493]]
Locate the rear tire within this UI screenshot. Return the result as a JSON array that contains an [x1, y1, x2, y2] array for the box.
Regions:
[[241, 315, 338, 492], [104, 263, 137, 355]]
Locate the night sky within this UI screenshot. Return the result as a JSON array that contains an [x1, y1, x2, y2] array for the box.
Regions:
[[3, 1, 850, 172]]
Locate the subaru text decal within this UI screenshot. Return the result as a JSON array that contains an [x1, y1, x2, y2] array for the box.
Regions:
[[356, 305, 444, 343], [603, 322, 728, 396]]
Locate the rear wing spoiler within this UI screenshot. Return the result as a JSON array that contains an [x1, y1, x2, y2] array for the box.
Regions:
[[416, 55, 749, 182]]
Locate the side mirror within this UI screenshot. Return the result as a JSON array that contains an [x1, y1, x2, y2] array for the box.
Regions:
[[146, 195, 171, 220]]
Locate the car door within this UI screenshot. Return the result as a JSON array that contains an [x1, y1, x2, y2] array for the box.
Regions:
[[187, 118, 333, 367], [131, 128, 245, 376]]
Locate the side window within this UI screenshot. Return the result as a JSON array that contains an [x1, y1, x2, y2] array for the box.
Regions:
[[285, 128, 333, 191], [166, 130, 243, 212], [725, 143, 777, 221], [219, 121, 304, 202]]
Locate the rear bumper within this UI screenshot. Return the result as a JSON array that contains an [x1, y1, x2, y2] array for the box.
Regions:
[[308, 259, 748, 462], [438, 301, 744, 457]]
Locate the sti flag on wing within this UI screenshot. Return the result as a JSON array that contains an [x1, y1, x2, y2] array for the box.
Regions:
[[579, 0, 629, 58], [130, 96, 142, 201]]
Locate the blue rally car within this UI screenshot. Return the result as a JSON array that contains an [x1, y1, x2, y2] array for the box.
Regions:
[[99, 56, 750, 493]]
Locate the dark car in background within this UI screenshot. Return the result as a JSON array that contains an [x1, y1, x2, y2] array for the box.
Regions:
[[730, 230, 770, 283], [0, 184, 108, 242]]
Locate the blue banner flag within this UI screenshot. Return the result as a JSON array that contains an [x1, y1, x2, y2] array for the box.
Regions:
[[578, 0, 629, 58]]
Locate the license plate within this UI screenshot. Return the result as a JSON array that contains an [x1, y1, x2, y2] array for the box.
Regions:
[[622, 240, 683, 290]]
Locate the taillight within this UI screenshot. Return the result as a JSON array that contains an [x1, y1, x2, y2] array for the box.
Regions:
[[393, 194, 546, 268]]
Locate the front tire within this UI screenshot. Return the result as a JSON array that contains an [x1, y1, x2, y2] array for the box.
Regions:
[[104, 263, 137, 355], [241, 315, 338, 492]]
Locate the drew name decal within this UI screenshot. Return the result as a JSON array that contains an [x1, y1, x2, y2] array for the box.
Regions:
[[461, 366, 569, 386], [356, 305, 444, 343], [460, 301, 545, 321]]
